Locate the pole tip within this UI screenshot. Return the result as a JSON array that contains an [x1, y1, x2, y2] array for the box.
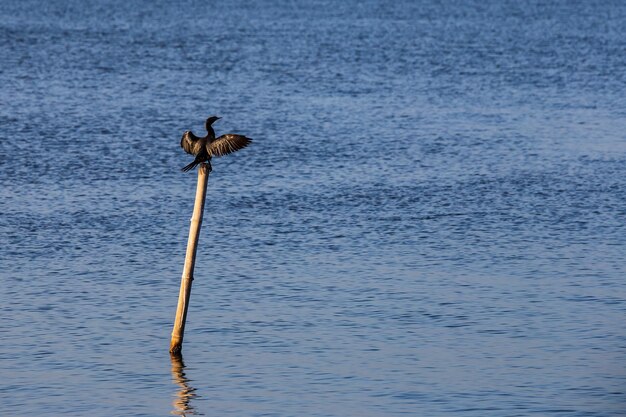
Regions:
[[170, 343, 182, 356]]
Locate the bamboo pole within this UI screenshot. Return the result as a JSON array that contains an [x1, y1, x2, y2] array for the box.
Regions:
[[170, 163, 210, 355]]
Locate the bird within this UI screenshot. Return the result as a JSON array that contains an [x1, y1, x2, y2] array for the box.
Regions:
[[180, 116, 252, 172]]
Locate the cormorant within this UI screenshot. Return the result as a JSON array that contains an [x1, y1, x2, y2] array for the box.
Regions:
[[180, 116, 252, 172]]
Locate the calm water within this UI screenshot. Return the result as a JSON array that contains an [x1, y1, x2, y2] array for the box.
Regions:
[[1, 1, 625, 416]]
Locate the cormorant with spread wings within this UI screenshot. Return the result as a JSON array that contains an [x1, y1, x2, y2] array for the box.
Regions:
[[180, 116, 252, 172]]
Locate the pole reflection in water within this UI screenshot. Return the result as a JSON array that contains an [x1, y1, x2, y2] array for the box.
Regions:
[[170, 353, 202, 416]]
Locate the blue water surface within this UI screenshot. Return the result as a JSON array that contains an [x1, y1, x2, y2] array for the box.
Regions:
[[1, 1, 625, 416]]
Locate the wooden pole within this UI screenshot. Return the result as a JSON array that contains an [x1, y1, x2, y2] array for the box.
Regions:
[[170, 163, 210, 355]]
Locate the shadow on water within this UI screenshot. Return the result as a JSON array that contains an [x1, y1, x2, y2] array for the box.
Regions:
[[170, 354, 202, 416]]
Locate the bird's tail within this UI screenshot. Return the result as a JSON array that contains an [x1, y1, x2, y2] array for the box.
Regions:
[[181, 160, 200, 172]]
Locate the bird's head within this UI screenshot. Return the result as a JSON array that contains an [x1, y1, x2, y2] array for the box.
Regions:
[[205, 116, 221, 129]]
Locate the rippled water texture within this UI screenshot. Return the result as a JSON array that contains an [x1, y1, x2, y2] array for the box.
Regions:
[[1, 1, 625, 416]]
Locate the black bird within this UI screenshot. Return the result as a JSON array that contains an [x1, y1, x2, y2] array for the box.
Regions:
[[180, 116, 252, 172]]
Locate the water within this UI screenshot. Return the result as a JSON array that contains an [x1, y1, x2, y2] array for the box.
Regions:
[[1, 0, 625, 415]]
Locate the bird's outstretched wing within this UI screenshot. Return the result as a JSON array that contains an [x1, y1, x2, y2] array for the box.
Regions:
[[180, 131, 202, 155], [208, 134, 252, 157]]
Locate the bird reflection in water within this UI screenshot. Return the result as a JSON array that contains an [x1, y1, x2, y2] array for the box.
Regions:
[[170, 353, 202, 416]]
